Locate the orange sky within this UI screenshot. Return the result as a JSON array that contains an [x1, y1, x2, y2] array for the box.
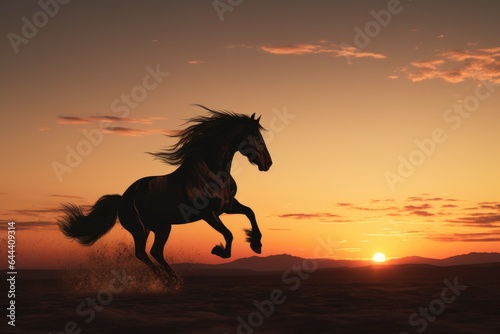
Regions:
[[1, 0, 499, 269]]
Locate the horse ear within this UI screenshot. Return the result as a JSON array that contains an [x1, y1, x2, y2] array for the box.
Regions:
[[250, 113, 255, 119], [256, 115, 261, 122]]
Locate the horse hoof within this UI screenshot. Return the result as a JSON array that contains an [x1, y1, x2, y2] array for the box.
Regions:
[[251, 243, 262, 254], [211, 245, 230, 258]]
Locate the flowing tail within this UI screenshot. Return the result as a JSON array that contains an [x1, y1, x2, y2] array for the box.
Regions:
[[58, 194, 122, 245]]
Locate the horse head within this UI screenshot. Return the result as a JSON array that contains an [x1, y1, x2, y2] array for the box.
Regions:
[[238, 113, 273, 171]]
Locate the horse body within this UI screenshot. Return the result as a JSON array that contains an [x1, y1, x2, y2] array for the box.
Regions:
[[58, 107, 272, 285], [127, 161, 236, 225]]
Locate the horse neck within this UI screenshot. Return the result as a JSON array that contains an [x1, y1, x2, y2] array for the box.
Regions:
[[206, 144, 236, 174], [182, 130, 242, 176], [180, 142, 236, 177]]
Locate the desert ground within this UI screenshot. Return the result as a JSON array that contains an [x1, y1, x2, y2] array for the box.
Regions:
[[2, 261, 500, 334]]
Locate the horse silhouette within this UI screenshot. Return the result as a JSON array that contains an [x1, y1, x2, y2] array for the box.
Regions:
[[58, 105, 272, 285]]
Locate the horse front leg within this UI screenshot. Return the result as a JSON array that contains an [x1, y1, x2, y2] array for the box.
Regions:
[[204, 212, 233, 258], [225, 198, 262, 254]]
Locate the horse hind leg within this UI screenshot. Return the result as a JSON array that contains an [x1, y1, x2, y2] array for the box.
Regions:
[[118, 202, 161, 277], [133, 230, 165, 275], [150, 224, 181, 284]]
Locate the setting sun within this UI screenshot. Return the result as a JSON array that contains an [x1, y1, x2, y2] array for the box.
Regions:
[[373, 252, 386, 263]]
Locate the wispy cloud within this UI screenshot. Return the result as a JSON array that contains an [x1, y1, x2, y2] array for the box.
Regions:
[[0, 220, 58, 230], [276, 212, 351, 223], [277, 213, 341, 220], [50, 194, 85, 200], [429, 231, 500, 242], [336, 247, 362, 253], [57, 115, 171, 137], [0, 201, 94, 231], [410, 210, 434, 217], [6, 208, 62, 217], [403, 204, 433, 211], [260, 44, 325, 55], [402, 46, 500, 83], [448, 213, 500, 227], [102, 127, 174, 137], [406, 195, 458, 202], [353, 205, 398, 211], [0, 205, 64, 231], [335, 45, 386, 60], [276, 195, 500, 243], [370, 199, 395, 203], [57, 115, 164, 125], [365, 230, 426, 239], [478, 202, 500, 210], [228, 41, 386, 61]]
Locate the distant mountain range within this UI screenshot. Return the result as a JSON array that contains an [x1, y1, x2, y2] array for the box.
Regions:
[[172, 252, 500, 273], [387, 252, 500, 266]]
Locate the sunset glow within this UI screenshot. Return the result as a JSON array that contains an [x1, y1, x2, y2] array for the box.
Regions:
[[1, 1, 499, 270]]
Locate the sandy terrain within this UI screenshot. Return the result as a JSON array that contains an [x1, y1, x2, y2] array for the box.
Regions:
[[2, 263, 499, 334]]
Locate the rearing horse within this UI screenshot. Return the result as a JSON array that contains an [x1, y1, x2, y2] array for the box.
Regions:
[[58, 106, 272, 285]]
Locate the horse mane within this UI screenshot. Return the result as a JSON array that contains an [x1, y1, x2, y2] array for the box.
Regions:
[[150, 105, 264, 165]]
